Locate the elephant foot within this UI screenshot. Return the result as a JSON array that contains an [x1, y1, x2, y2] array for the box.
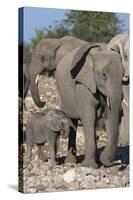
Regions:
[[49, 160, 56, 168], [38, 155, 48, 162], [65, 149, 77, 163], [38, 101, 46, 108], [81, 158, 99, 169], [100, 151, 114, 167]]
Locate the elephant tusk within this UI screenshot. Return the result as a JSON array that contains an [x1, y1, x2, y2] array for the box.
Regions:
[[123, 99, 128, 107], [35, 74, 40, 85], [107, 97, 111, 110]]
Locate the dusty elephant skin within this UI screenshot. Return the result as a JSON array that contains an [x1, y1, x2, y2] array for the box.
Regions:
[[107, 33, 129, 145], [55, 43, 124, 168], [25, 109, 71, 167]]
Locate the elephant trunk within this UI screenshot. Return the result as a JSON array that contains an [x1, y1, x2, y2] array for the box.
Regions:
[[30, 72, 46, 108], [100, 86, 122, 166]]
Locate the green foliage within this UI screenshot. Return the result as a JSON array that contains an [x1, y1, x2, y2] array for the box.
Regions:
[[31, 24, 70, 48], [63, 10, 124, 43], [30, 10, 124, 47]]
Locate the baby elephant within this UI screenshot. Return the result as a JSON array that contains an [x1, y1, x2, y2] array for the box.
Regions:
[[26, 109, 71, 167]]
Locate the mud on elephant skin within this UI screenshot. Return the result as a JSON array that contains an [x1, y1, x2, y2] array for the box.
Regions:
[[29, 36, 88, 108], [26, 109, 74, 167], [55, 43, 124, 168]]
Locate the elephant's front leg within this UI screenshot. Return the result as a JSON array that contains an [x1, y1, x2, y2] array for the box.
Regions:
[[47, 133, 57, 168], [76, 84, 98, 168], [37, 144, 47, 162]]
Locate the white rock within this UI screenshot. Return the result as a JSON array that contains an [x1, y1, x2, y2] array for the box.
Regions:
[[78, 167, 93, 176], [63, 169, 76, 183]]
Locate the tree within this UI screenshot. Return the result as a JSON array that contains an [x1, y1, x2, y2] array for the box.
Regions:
[[63, 10, 124, 42], [31, 24, 70, 48], [31, 10, 124, 47]]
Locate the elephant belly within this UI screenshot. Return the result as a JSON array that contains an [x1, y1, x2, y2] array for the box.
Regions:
[[55, 64, 79, 119]]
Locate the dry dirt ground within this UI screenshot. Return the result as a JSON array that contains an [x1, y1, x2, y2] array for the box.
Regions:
[[19, 76, 129, 193]]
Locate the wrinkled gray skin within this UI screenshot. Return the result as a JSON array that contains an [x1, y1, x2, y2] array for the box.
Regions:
[[107, 33, 129, 81], [26, 109, 72, 167], [119, 84, 129, 145], [29, 36, 88, 108], [107, 33, 129, 145], [55, 43, 124, 168]]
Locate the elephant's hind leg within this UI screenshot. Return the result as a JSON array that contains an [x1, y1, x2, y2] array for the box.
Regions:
[[65, 120, 78, 163]]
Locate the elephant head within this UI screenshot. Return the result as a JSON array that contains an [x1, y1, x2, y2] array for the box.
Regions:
[[29, 36, 87, 108], [29, 39, 61, 108], [107, 33, 129, 82]]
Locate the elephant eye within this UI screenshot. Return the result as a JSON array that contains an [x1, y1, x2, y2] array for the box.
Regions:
[[102, 73, 107, 80], [41, 56, 45, 63]]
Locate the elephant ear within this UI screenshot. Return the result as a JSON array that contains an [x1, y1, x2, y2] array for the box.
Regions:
[[45, 110, 61, 132], [46, 117, 61, 132], [71, 43, 99, 94]]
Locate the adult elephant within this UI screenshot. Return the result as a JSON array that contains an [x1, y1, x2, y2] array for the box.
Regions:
[[107, 33, 129, 145], [107, 33, 129, 81], [55, 43, 124, 168], [119, 84, 129, 145], [29, 36, 88, 108]]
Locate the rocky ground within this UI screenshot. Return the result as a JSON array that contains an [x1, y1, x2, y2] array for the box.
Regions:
[[19, 75, 129, 193]]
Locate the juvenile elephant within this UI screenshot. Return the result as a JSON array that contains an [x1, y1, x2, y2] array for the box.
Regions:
[[29, 36, 88, 108], [26, 109, 72, 167], [107, 33, 129, 81], [55, 43, 124, 168]]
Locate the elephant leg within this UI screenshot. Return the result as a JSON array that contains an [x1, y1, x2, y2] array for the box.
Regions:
[[37, 144, 47, 162], [47, 134, 57, 168], [75, 84, 98, 168], [65, 120, 78, 163], [100, 104, 120, 167]]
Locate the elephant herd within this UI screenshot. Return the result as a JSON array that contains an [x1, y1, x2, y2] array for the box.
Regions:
[[19, 33, 129, 168]]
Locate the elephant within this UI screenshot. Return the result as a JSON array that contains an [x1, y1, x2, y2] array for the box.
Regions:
[[26, 109, 73, 167], [119, 84, 129, 145], [29, 36, 88, 108], [107, 33, 129, 145], [107, 33, 129, 81], [55, 43, 124, 168]]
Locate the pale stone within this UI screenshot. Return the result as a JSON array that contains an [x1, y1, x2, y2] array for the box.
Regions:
[[63, 169, 76, 183]]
